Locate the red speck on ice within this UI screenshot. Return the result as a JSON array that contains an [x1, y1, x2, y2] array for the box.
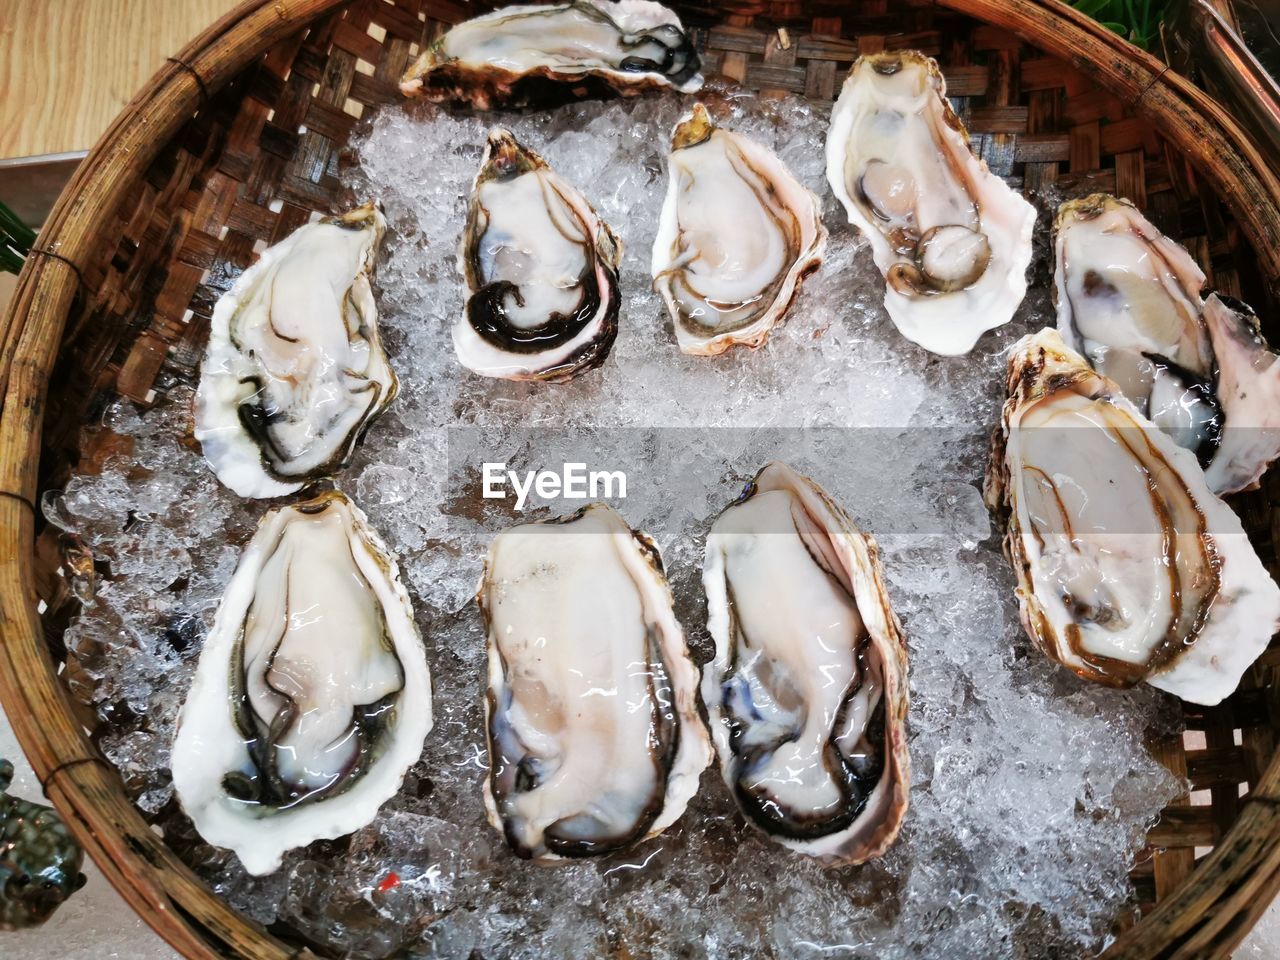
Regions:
[[377, 872, 400, 894]]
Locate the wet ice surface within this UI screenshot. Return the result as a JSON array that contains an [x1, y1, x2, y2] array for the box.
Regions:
[[54, 85, 1182, 958]]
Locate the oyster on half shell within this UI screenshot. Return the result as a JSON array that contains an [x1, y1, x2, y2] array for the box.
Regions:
[[985, 328, 1280, 706], [825, 51, 1035, 355], [456, 129, 622, 382], [172, 491, 432, 875], [652, 104, 827, 355], [477, 503, 710, 862], [400, 0, 701, 108], [1055, 193, 1280, 494], [194, 203, 396, 499], [701, 462, 910, 864]]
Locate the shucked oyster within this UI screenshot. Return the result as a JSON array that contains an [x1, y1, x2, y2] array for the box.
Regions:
[[456, 129, 622, 382], [400, 0, 701, 108], [1055, 193, 1280, 494], [985, 329, 1280, 706], [477, 503, 710, 862], [172, 491, 432, 875], [652, 104, 827, 355], [826, 51, 1035, 355], [195, 203, 396, 499], [702, 462, 910, 864]]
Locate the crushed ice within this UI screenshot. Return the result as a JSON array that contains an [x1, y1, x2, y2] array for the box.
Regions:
[[51, 85, 1182, 958]]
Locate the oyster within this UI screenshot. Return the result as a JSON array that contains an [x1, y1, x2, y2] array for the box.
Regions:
[[400, 0, 701, 108], [477, 503, 710, 862], [652, 104, 827, 355], [985, 328, 1280, 706], [825, 51, 1035, 355], [1202, 294, 1280, 493], [456, 129, 622, 382], [172, 491, 432, 875], [195, 203, 396, 499], [701, 462, 910, 864], [1055, 193, 1280, 494]]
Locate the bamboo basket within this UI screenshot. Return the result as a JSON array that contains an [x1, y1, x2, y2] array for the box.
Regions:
[[2, 0, 1279, 957]]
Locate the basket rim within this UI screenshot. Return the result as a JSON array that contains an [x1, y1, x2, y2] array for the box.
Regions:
[[0, 0, 1278, 957], [0, 4, 348, 957]]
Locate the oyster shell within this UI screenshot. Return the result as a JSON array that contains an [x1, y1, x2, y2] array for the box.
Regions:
[[194, 203, 396, 499], [1055, 193, 1280, 494], [651, 104, 827, 355], [456, 129, 622, 382], [172, 491, 432, 875], [825, 51, 1035, 355], [477, 503, 710, 862], [400, 0, 701, 108], [1202, 294, 1280, 493], [701, 462, 910, 864], [985, 328, 1280, 706]]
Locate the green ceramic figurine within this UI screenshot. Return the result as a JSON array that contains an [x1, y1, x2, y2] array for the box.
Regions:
[[0, 759, 86, 930]]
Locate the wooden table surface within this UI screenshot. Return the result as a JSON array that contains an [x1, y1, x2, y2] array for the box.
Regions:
[[0, 0, 241, 160]]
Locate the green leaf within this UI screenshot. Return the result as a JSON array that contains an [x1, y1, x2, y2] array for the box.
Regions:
[[1072, 0, 1112, 17], [0, 200, 35, 253], [0, 248, 26, 276], [1072, 0, 1166, 48]]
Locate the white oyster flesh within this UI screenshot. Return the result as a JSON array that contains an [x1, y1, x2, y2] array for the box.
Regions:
[[985, 328, 1280, 706], [702, 462, 909, 865], [1053, 194, 1220, 456], [400, 0, 702, 105], [1202, 294, 1280, 493], [825, 50, 1035, 356], [194, 203, 396, 499], [455, 129, 622, 382], [171, 491, 432, 875], [477, 503, 710, 862], [652, 103, 827, 355]]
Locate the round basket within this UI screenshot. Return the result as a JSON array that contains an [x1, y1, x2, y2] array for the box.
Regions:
[[2, 0, 1280, 957]]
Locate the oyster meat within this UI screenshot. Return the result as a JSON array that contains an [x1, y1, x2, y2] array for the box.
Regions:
[[985, 328, 1280, 706], [195, 203, 396, 499], [825, 51, 1035, 355], [400, 0, 701, 108], [1054, 194, 1214, 451], [456, 129, 622, 382], [477, 503, 710, 862], [701, 462, 910, 864], [652, 104, 827, 355], [1055, 193, 1280, 494], [172, 491, 432, 875]]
